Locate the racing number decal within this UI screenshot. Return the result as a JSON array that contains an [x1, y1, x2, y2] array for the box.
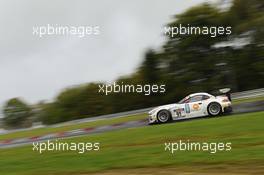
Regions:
[[175, 109, 182, 117], [174, 108, 185, 117], [192, 104, 200, 110]]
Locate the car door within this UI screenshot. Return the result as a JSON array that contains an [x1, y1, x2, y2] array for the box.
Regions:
[[170, 103, 187, 119], [187, 95, 206, 118]]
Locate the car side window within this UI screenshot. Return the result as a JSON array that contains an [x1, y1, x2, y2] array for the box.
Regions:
[[189, 95, 203, 102], [202, 95, 210, 100]]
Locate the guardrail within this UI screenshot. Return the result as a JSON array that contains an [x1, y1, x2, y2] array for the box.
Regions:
[[1, 88, 264, 134], [231, 88, 264, 99]]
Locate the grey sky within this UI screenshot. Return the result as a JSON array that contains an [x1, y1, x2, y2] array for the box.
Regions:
[[0, 0, 215, 108]]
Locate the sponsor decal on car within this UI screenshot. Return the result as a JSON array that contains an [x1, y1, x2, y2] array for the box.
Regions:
[[192, 104, 200, 110]]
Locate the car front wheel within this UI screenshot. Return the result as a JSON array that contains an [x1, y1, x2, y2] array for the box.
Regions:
[[157, 110, 171, 123]]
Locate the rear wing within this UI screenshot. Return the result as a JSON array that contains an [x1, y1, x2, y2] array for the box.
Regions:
[[219, 88, 231, 101]]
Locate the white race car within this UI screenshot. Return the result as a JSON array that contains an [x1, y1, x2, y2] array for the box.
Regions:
[[148, 91, 232, 124]]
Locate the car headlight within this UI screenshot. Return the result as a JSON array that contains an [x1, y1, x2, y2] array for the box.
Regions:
[[149, 109, 157, 115]]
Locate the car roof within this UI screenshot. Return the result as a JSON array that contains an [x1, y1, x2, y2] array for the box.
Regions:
[[189, 92, 213, 97]]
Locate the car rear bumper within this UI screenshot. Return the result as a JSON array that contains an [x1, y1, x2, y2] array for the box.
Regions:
[[224, 106, 233, 113]]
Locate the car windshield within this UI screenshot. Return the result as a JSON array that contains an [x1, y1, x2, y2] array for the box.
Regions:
[[178, 96, 189, 104]]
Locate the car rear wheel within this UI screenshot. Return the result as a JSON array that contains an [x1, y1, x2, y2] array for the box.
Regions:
[[207, 102, 221, 116], [157, 110, 171, 123]]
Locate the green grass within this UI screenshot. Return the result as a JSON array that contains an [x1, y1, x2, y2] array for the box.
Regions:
[[1, 94, 264, 141], [0, 114, 147, 141], [0, 111, 263, 175]]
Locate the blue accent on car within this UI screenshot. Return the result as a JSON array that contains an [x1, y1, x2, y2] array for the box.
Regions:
[[185, 103, 190, 113]]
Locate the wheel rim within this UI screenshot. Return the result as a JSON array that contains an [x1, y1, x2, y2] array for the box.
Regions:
[[209, 104, 220, 115], [158, 111, 169, 122]]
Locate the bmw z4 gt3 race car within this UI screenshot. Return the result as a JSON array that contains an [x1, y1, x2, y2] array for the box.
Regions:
[[148, 91, 232, 124]]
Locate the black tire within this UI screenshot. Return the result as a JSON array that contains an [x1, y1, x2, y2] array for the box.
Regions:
[[207, 102, 222, 116], [157, 110, 171, 123]]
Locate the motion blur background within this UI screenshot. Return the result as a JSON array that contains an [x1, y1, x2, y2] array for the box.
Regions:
[[0, 0, 263, 129]]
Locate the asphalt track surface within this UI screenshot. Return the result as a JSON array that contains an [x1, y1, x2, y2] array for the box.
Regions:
[[0, 101, 263, 149], [2, 88, 264, 135]]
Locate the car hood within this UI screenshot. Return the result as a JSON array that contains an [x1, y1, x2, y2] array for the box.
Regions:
[[149, 103, 178, 114]]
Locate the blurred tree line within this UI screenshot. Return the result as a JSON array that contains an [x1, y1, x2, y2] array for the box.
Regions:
[[2, 0, 264, 127], [2, 98, 32, 129]]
